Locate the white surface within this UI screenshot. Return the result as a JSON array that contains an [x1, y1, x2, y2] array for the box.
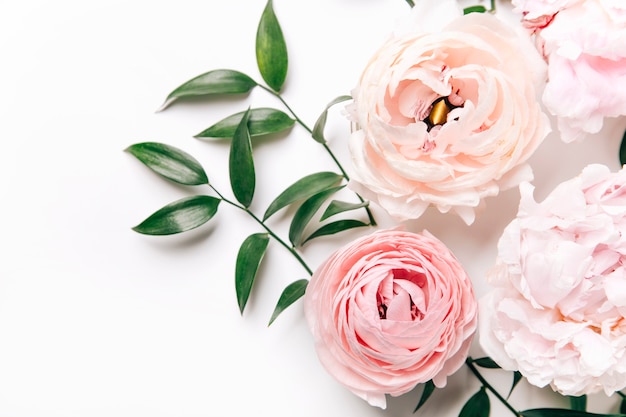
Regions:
[[1, 0, 625, 416]]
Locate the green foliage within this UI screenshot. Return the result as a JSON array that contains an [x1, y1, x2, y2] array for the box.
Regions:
[[508, 371, 523, 399], [459, 387, 490, 417], [158, 69, 257, 111], [521, 409, 626, 417], [126, 142, 208, 186], [196, 108, 295, 139], [414, 380, 436, 413], [256, 0, 288, 92], [569, 396, 587, 412], [289, 186, 344, 247], [620, 130, 626, 165], [229, 108, 256, 207], [312, 95, 352, 144], [302, 219, 368, 245], [132, 195, 220, 235], [320, 200, 369, 221], [235, 233, 270, 314], [268, 279, 308, 326], [473, 357, 501, 369], [463, 5, 487, 14]]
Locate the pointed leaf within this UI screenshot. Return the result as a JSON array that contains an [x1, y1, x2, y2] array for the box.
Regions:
[[312, 95, 352, 144], [302, 219, 368, 245], [158, 69, 257, 111], [195, 108, 294, 139], [230, 108, 255, 207], [235, 233, 270, 314], [521, 409, 626, 417], [125, 142, 208, 185], [263, 172, 343, 220], [132, 195, 220, 235], [569, 396, 586, 412], [619, 129, 626, 165], [256, 0, 288, 92], [459, 387, 490, 417], [289, 186, 344, 247], [320, 200, 369, 221], [464, 5, 487, 14], [268, 279, 308, 326], [507, 371, 523, 399], [473, 357, 501, 369], [414, 380, 436, 413]]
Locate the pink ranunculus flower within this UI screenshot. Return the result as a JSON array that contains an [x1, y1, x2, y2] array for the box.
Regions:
[[347, 0, 550, 225], [480, 164, 626, 396], [304, 229, 477, 409], [512, 0, 626, 142]]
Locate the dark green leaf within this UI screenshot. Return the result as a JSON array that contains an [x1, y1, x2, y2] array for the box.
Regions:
[[157, 69, 257, 111], [268, 279, 308, 326], [473, 357, 501, 369], [507, 371, 523, 399], [125, 142, 208, 185], [230, 107, 255, 207], [289, 186, 344, 247], [302, 219, 368, 245], [463, 5, 487, 14], [132, 195, 220, 235], [414, 380, 436, 413], [312, 95, 352, 144], [619, 132, 626, 165], [320, 200, 369, 221], [620, 396, 626, 414], [569, 396, 586, 412], [235, 233, 270, 314], [195, 108, 295, 139], [459, 387, 490, 417], [521, 409, 626, 417], [256, 0, 287, 92], [263, 172, 343, 221]]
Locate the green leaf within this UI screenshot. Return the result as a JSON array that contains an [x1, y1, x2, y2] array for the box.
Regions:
[[320, 200, 369, 221], [157, 69, 257, 111], [459, 387, 490, 417], [620, 396, 626, 414], [125, 142, 208, 186], [413, 380, 436, 413], [507, 371, 523, 399], [473, 357, 501, 369], [619, 132, 626, 165], [132, 195, 220, 235], [268, 279, 308, 326], [195, 108, 295, 139], [521, 409, 626, 417], [235, 233, 270, 314], [302, 219, 368, 245], [256, 0, 288, 92], [230, 107, 255, 207], [463, 5, 487, 14], [569, 396, 586, 412], [312, 95, 352, 144], [289, 186, 344, 247], [263, 172, 343, 221]]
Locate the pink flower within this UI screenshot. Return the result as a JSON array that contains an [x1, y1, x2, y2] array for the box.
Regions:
[[347, 0, 550, 225], [513, 0, 626, 142], [480, 164, 626, 396], [304, 229, 477, 409]]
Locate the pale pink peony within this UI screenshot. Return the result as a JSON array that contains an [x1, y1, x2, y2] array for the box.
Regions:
[[512, 0, 626, 142], [304, 229, 477, 409], [480, 164, 626, 396], [347, 0, 550, 225]]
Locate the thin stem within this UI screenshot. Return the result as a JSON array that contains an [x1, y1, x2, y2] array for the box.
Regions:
[[405, 0, 415, 7], [258, 84, 377, 226], [210, 185, 313, 276], [490, 0, 496, 13], [466, 358, 521, 417], [618, 391, 626, 399]]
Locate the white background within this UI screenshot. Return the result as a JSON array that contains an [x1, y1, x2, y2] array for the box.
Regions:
[[1, 0, 625, 416]]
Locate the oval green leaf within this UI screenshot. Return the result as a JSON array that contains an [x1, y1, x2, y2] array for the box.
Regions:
[[473, 357, 501, 369], [459, 387, 490, 417], [463, 5, 487, 14], [302, 219, 368, 245], [235, 233, 270, 314], [413, 380, 436, 413], [507, 371, 523, 399], [125, 142, 208, 185], [263, 172, 343, 221], [268, 279, 308, 326], [521, 409, 626, 417], [312, 95, 352, 144], [320, 200, 369, 221], [158, 69, 257, 111], [132, 195, 220, 235], [619, 129, 626, 165], [230, 107, 255, 207], [289, 186, 344, 247], [256, 0, 288, 92], [195, 108, 294, 139]]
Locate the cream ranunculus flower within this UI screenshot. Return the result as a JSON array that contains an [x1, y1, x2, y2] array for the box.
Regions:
[[480, 164, 626, 396], [347, 0, 550, 225]]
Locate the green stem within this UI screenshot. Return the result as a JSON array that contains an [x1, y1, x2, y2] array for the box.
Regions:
[[258, 84, 377, 226], [618, 391, 626, 399], [405, 0, 415, 7], [466, 358, 521, 417], [210, 185, 313, 276], [490, 0, 496, 13]]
